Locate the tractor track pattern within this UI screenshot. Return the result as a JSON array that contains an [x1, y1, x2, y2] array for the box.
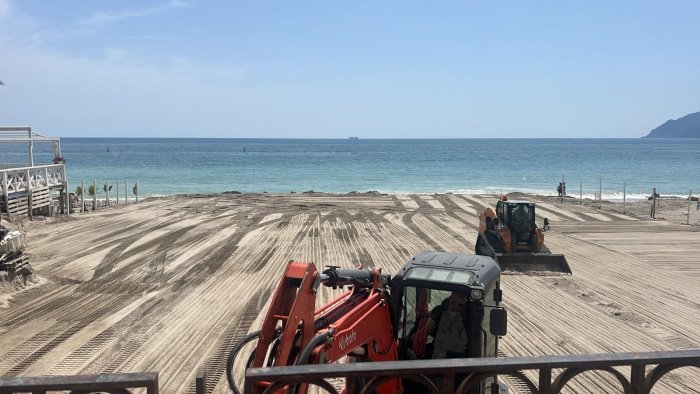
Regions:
[[1, 193, 698, 393]]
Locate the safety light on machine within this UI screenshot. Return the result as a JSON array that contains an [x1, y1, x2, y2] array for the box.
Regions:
[[470, 288, 484, 300]]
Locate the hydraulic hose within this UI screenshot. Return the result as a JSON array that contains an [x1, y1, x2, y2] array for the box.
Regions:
[[226, 330, 261, 394], [287, 332, 333, 394], [294, 331, 333, 366]]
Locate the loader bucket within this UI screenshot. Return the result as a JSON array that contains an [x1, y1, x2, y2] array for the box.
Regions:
[[495, 253, 572, 275]]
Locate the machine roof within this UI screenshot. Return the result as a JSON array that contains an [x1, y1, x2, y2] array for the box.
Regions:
[[398, 251, 501, 287]]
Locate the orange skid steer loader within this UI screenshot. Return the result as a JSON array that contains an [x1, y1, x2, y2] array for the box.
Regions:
[[475, 196, 572, 275]]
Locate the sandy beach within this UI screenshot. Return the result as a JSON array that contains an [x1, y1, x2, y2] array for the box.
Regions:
[[1, 192, 698, 393]]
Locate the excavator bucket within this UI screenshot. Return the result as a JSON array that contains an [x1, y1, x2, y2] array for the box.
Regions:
[[494, 253, 572, 275]]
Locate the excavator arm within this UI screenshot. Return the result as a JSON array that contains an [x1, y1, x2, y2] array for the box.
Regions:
[[310, 290, 397, 363], [233, 261, 400, 394]]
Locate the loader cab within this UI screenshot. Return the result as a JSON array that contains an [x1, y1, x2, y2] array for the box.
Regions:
[[496, 200, 536, 231], [391, 251, 507, 393], [497, 200, 538, 251]]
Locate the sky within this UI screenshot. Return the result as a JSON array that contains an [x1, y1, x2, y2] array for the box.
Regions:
[[1, 1, 699, 138]]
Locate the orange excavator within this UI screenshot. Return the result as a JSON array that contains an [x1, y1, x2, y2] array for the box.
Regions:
[[475, 195, 571, 274], [227, 251, 508, 394]]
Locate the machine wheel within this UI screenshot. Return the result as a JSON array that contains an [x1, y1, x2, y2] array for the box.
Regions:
[[474, 235, 482, 255], [475, 234, 496, 258]]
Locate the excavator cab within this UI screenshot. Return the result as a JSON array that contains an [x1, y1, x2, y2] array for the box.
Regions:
[[391, 252, 508, 393]]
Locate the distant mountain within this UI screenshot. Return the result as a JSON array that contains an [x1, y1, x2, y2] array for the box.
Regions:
[[644, 111, 700, 138]]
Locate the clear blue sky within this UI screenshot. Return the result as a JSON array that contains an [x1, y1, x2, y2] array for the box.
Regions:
[[1, 0, 699, 138]]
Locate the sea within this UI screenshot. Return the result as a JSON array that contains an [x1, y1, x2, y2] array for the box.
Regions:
[[2, 138, 698, 201]]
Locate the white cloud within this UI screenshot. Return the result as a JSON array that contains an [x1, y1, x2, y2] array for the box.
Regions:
[[0, 0, 45, 49], [80, 0, 191, 29]]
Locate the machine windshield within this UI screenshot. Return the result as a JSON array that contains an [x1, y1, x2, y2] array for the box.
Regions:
[[404, 266, 474, 284]]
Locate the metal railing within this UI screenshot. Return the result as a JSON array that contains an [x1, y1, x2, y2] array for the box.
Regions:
[[0, 372, 158, 393], [244, 350, 700, 394], [0, 351, 697, 393]]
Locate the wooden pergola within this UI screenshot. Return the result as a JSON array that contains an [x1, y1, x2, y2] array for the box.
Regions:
[[0, 126, 67, 217]]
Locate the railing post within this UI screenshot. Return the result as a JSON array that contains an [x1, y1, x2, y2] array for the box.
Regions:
[[26, 169, 33, 218], [539, 367, 552, 394], [441, 372, 455, 393], [28, 128, 34, 166], [148, 373, 159, 394], [196, 368, 207, 394], [2, 171, 8, 215], [630, 364, 645, 394]]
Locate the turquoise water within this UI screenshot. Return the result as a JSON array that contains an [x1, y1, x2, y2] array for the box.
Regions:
[[2, 138, 698, 200]]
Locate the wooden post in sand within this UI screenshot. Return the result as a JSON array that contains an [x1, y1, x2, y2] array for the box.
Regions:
[[134, 181, 139, 203], [579, 181, 582, 206], [650, 187, 656, 218], [105, 180, 110, 207], [688, 190, 693, 225], [93, 179, 97, 211]]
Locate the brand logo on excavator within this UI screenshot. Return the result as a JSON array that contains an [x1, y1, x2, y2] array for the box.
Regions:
[[338, 330, 357, 351]]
